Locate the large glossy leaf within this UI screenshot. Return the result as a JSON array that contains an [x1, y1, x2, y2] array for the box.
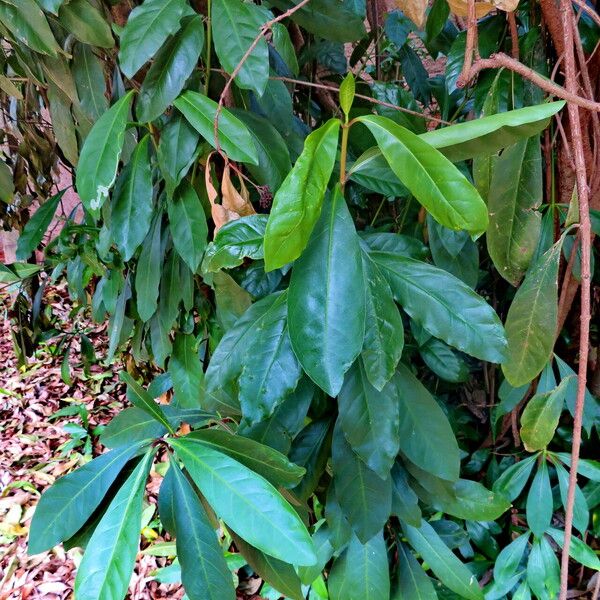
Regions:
[[487, 137, 542, 286], [100, 407, 166, 449], [331, 422, 392, 543], [186, 429, 305, 488], [29, 443, 144, 554], [526, 459, 552, 536], [390, 464, 421, 527], [212, 0, 268, 95], [520, 377, 572, 451], [16, 190, 64, 260], [169, 437, 316, 565], [174, 91, 258, 164], [168, 333, 204, 409], [371, 252, 507, 363], [74, 448, 155, 600], [502, 240, 563, 386], [356, 115, 488, 237], [288, 186, 365, 396], [0, 0, 60, 56], [72, 44, 108, 121], [402, 520, 484, 600], [137, 15, 204, 123], [168, 459, 235, 600], [119, 0, 188, 78], [76, 91, 134, 216], [168, 180, 208, 273], [328, 531, 390, 600], [263, 119, 340, 271], [338, 361, 400, 478], [361, 252, 404, 390], [110, 135, 153, 261], [58, 0, 114, 48], [231, 531, 304, 600], [203, 215, 267, 272], [395, 363, 460, 481], [135, 214, 163, 322], [393, 542, 438, 600], [348, 146, 409, 197]]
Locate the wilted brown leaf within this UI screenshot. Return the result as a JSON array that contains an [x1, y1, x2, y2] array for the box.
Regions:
[[446, 0, 495, 17], [395, 0, 428, 28]]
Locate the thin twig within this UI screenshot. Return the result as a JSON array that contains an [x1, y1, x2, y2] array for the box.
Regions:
[[457, 0, 479, 87], [213, 0, 311, 152], [558, 2, 593, 598], [507, 12, 520, 60]]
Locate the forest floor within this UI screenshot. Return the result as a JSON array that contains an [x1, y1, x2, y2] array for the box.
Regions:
[[0, 286, 264, 600]]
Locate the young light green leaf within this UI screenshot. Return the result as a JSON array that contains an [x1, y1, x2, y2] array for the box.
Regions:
[[393, 542, 437, 600], [288, 185, 365, 397], [137, 15, 204, 123], [168, 459, 235, 600], [338, 360, 400, 478], [76, 91, 134, 216], [263, 119, 340, 271], [520, 376, 573, 452], [356, 114, 488, 237], [402, 520, 483, 600], [174, 91, 258, 164], [0, 0, 60, 56], [433, 479, 511, 521], [168, 437, 317, 566], [58, 0, 114, 48], [74, 448, 156, 600], [168, 180, 208, 273], [212, 0, 269, 96], [328, 531, 390, 600], [120, 372, 174, 434], [339, 73, 355, 119], [526, 459, 552, 536], [168, 333, 204, 409], [16, 190, 64, 260], [29, 443, 144, 554], [371, 252, 507, 363], [119, 0, 188, 78], [395, 363, 460, 481], [487, 137, 542, 286], [502, 240, 563, 386], [110, 135, 153, 261]]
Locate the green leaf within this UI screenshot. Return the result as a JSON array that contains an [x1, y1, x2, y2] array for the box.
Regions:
[[328, 531, 390, 600], [72, 43, 108, 121], [418, 337, 469, 383], [338, 361, 400, 478], [361, 252, 404, 391], [288, 185, 365, 396], [186, 429, 305, 488], [547, 527, 600, 570], [168, 333, 204, 409], [168, 459, 235, 600], [361, 232, 428, 259], [212, 0, 269, 96], [492, 455, 537, 501], [47, 83, 79, 166], [168, 437, 316, 566], [168, 180, 208, 273], [339, 73, 355, 118], [402, 520, 483, 600], [174, 91, 258, 164], [135, 214, 164, 322], [158, 462, 177, 536], [119, 372, 174, 434], [493, 532, 530, 585], [100, 407, 167, 449], [420, 101, 566, 162], [395, 363, 460, 481], [0, 0, 60, 56], [298, 525, 335, 585], [231, 530, 304, 600], [237, 290, 302, 424], [110, 135, 153, 261], [0, 159, 14, 203], [392, 542, 438, 600], [502, 240, 563, 386], [487, 137, 542, 286], [16, 190, 64, 260], [356, 114, 488, 237], [526, 536, 560, 600], [29, 443, 144, 554], [526, 459, 552, 536], [157, 114, 200, 198], [203, 214, 267, 272], [391, 464, 421, 527], [74, 448, 156, 600], [331, 421, 392, 543], [137, 15, 204, 123], [520, 377, 572, 452], [119, 0, 188, 78], [36, 0, 63, 14], [554, 462, 589, 534], [433, 479, 511, 521], [263, 119, 340, 271], [371, 252, 507, 363], [348, 146, 409, 197], [76, 91, 134, 216], [58, 0, 114, 48]]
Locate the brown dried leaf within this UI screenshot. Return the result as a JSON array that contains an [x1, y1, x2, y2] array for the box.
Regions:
[[446, 0, 495, 17], [395, 0, 428, 28], [492, 0, 519, 12], [221, 164, 255, 218]]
